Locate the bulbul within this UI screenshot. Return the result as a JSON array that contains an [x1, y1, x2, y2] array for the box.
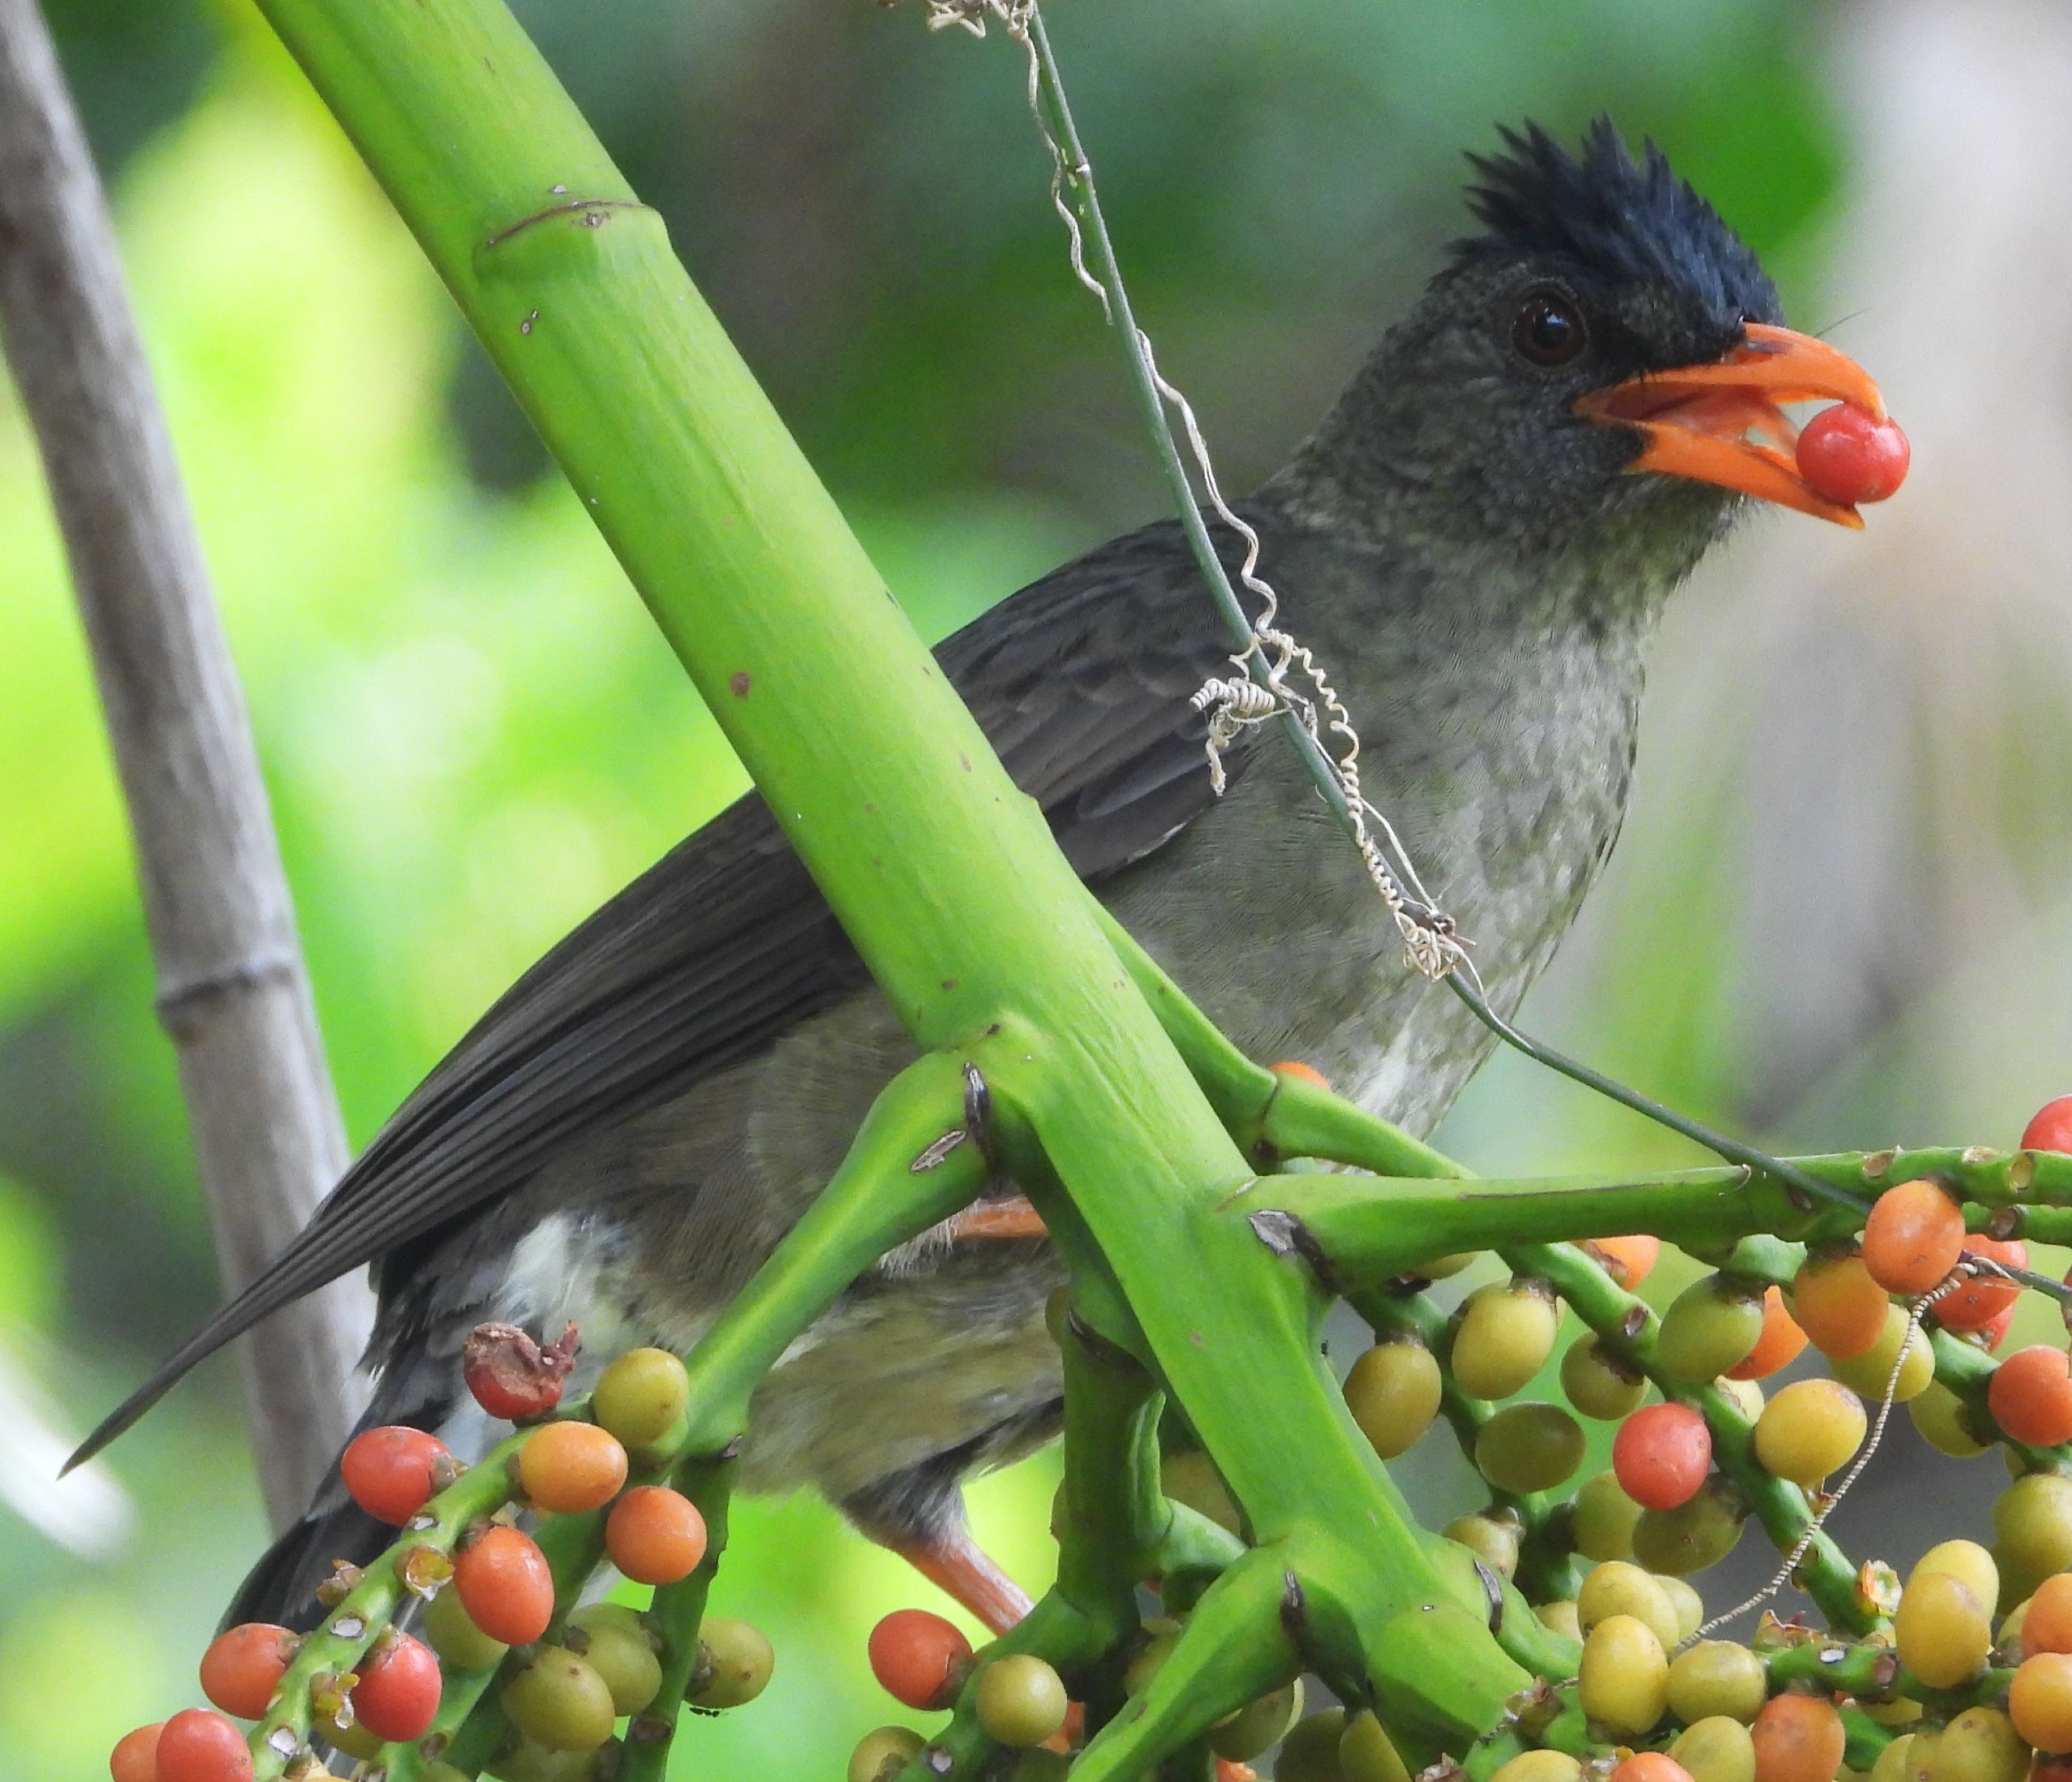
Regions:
[[76, 121, 1884, 1632]]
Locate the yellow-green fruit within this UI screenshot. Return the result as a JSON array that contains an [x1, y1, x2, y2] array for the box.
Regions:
[[1574, 1471, 1644, 1563], [1163, 1450, 1244, 1537], [312, 1705, 383, 1762], [1657, 1277, 1767, 1384], [1924, 1706, 2027, 1782], [1477, 1402, 1587, 1494], [686, 1618, 775, 1708], [1832, 1306, 1934, 1404], [1753, 1379, 1868, 1483], [1344, 1341, 1444, 1459], [1716, 1376, 1764, 1423], [848, 1727, 926, 1782], [1870, 1735, 1918, 1782], [1536, 1600, 1582, 1642], [1905, 1732, 1941, 1782], [1442, 1511, 1520, 1580], [427, 1582, 510, 1671], [1672, 1715, 1759, 1782], [1862, 1697, 1924, 1729], [503, 1647, 618, 1753], [1340, 1710, 1413, 1782], [1579, 1612, 1670, 1736], [1896, 1571, 1992, 1688], [1424, 1251, 1481, 1280], [1668, 1640, 1767, 1724], [1911, 1383, 1992, 1459], [1578, 1560, 1679, 1650], [1452, 1280, 1560, 1400], [1124, 1623, 1181, 1696], [1657, 1574, 1705, 1641], [1563, 1336, 1647, 1420], [976, 1655, 1070, 1749], [567, 1604, 663, 1717], [1633, 1482, 1745, 1577], [2002, 1596, 2033, 1661], [1996, 1474, 2072, 1582], [485, 1741, 616, 1782], [1210, 1679, 1303, 1762], [1276, 1709, 1350, 1782], [1910, 1541, 1999, 1616], [1011, 1753, 1072, 1782], [591, 1347, 691, 1449], [1488, 1753, 1583, 1782]]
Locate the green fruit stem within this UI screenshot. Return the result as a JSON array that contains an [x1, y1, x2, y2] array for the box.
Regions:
[[616, 1453, 734, 1782]]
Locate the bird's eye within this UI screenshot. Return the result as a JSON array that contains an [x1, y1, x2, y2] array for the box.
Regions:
[[1512, 291, 1587, 367]]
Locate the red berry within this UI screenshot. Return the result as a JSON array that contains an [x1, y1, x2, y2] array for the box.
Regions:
[[1613, 1401, 1712, 1511], [156, 1707, 253, 1782], [1795, 403, 1910, 506], [463, 1321, 577, 1421], [1991, 1346, 2072, 1445], [453, 1524, 555, 1645], [351, 1631, 443, 1743], [867, 1608, 972, 1711], [1979, 1302, 2018, 1350], [1938, 1236, 2028, 1332], [199, 1621, 298, 1719], [2025, 1097, 2072, 1154], [110, 1722, 164, 1782], [340, 1426, 452, 1525]]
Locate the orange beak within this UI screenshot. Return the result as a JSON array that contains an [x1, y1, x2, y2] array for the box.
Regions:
[[1574, 323, 1887, 528]]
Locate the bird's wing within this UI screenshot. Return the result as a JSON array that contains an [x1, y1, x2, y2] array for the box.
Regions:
[[72, 516, 1268, 1467]]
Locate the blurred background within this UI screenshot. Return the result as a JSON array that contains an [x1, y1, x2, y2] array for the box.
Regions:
[[1, 0, 2067, 1772]]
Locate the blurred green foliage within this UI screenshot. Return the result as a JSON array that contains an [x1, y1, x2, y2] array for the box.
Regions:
[[0, 0, 1876, 1773]]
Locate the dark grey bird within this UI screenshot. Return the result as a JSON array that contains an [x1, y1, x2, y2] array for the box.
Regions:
[[74, 120, 1885, 1632]]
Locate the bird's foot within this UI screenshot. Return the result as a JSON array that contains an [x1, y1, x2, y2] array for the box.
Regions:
[[944, 1193, 1049, 1242], [891, 1523, 1035, 1635]]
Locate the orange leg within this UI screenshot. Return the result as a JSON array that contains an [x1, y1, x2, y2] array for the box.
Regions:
[[945, 1194, 1049, 1242], [891, 1523, 1035, 1636]]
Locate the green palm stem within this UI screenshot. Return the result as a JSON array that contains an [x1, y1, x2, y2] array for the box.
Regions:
[[618, 1456, 735, 1782]]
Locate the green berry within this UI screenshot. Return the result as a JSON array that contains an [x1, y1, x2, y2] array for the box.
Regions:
[[501, 1647, 618, 1753], [1655, 1276, 1765, 1384], [566, 1603, 663, 1716], [1451, 1279, 1559, 1400], [1561, 1335, 1646, 1420], [591, 1348, 689, 1450], [1343, 1339, 1442, 1458], [847, 1727, 925, 1782], [1475, 1402, 1585, 1494], [686, 1617, 775, 1708], [426, 1581, 509, 1672], [975, 1655, 1069, 1748], [1210, 1678, 1303, 1761]]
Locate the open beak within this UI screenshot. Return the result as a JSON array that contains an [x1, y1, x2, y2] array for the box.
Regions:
[[1574, 323, 1887, 528]]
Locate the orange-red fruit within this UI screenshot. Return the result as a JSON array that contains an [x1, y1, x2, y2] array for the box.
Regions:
[[1269, 1060, 1329, 1089], [453, 1524, 555, 1645], [1587, 1235, 1662, 1291], [606, 1485, 709, 1586], [1613, 1402, 1712, 1511], [518, 1421, 629, 1514], [1977, 1303, 2017, 1351], [351, 1632, 443, 1743], [1795, 404, 1910, 508], [340, 1426, 452, 1525], [1991, 1346, 2072, 1446], [1612, 1756, 1694, 1782], [2023, 1097, 2072, 1154], [1751, 1692, 1845, 1782], [462, 1320, 577, 1421], [1938, 1236, 2028, 1332], [156, 1707, 253, 1782], [199, 1622, 297, 1720], [1789, 1253, 1888, 1360], [1726, 1285, 1808, 1381], [1862, 1179, 1964, 1295], [110, 1723, 164, 1782], [868, 1609, 972, 1712], [2013, 1652, 2072, 1752], [2026, 1574, 2072, 1656]]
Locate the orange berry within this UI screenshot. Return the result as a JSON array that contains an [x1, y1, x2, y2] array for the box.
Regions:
[[110, 1723, 164, 1782], [1990, 1347, 2072, 1446], [1726, 1286, 1808, 1381], [518, 1421, 629, 1514], [1938, 1236, 2028, 1332], [340, 1426, 452, 1525], [2026, 1575, 2072, 1656], [351, 1631, 443, 1743], [199, 1622, 297, 1720], [1613, 1403, 1711, 1511], [1789, 1253, 1888, 1360], [1612, 1756, 1695, 1782], [1751, 1693, 1844, 1782], [1269, 1060, 1329, 1089], [1977, 1303, 2018, 1351], [1586, 1235, 1662, 1291], [2015, 1653, 2072, 1752], [606, 1485, 709, 1585], [867, 1608, 972, 1711], [1862, 1179, 1964, 1295], [453, 1524, 555, 1645], [156, 1707, 253, 1782]]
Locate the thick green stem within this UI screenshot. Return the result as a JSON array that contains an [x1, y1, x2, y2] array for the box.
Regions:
[[618, 1454, 735, 1782]]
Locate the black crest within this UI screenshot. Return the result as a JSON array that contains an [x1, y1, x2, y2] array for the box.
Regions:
[[1454, 119, 1781, 330]]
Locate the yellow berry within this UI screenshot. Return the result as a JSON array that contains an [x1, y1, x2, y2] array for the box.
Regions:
[[1672, 1715, 1758, 1782], [1895, 1571, 1991, 1689], [1753, 1380, 1867, 1484], [1668, 1641, 1767, 1724], [1580, 1612, 1669, 1736]]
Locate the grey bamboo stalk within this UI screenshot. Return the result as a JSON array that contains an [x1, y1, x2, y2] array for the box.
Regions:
[[0, 0, 370, 1527]]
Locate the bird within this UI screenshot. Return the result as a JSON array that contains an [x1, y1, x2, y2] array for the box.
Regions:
[[74, 119, 1885, 1635]]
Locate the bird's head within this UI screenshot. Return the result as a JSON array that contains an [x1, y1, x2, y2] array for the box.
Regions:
[[1298, 120, 1885, 561]]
